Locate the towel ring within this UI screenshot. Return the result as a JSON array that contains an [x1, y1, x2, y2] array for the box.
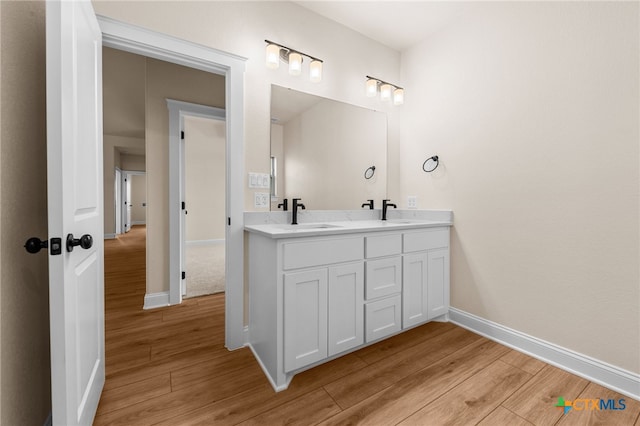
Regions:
[[422, 156, 439, 173], [364, 165, 376, 179]]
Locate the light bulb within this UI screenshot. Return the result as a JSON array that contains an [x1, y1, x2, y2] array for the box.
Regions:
[[288, 52, 302, 76], [310, 60, 322, 83], [393, 88, 404, 105], [380, 84, 392, 101], [366, 79, 378, 97], [265, 43, 280, 69]]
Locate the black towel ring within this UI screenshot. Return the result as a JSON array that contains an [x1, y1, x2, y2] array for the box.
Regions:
[[422, 156, 439, 173], [364, 165, 376, 179]]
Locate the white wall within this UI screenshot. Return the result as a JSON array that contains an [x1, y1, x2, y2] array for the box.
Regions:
[[400, 2, 639, 373], [185, 115, 226, 241], [93, 1, 401, 295]]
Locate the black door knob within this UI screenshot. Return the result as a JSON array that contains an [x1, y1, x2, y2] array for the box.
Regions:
[[66, 233, 93, 252], [24, 237, 48, 254]]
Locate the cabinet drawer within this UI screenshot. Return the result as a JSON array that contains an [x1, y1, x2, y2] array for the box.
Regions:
[[365, 294, 401, 342], [283, 237, 363, 270], [403, 228, 449, 253], [365, 257, 402, 300], [365, 234, 402, 258]]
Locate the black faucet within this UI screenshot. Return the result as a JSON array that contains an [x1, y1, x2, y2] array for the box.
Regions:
[[291, 198, 305, 225], [381, 199, 397, 221], [277, 198, 288, 211], [361, 199, 374, 209]]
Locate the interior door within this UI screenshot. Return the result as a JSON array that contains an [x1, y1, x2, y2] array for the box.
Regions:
[[125, 174, 132, 233], [46, 1, 105, 425]]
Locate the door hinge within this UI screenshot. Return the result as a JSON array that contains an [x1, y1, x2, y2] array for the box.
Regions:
[[181, 131, 185, 140], [182, 271, 186, 280], [228, 217, 231, 226], [181, 201, 186, 210]]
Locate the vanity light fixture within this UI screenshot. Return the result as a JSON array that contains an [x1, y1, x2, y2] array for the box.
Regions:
[[265, 40, 323, 82], [365, 76, 404, 105]]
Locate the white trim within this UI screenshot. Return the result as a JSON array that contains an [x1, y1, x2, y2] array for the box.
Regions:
[[131, 221, 146, 226], [449, 307, 640, 401], [247, 343, 291, 392], [103, 233, 116, 240], [98, 15, 246, 350], [143, 292, 170, 310], [186, 239, 225, 246], [167, 99, 226, 310]]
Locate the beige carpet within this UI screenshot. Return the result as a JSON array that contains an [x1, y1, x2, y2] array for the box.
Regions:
[[185, 241, 225, 298]]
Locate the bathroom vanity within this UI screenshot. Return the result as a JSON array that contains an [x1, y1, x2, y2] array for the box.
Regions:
[[245, 216, 452, 391]]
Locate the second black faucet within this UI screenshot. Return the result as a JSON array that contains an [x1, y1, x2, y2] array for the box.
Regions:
[[381, 199, 397, 221]]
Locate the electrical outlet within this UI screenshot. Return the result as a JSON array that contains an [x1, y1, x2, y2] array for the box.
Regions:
[[254, 192, 269, 208], [407, 196, 418, 209]]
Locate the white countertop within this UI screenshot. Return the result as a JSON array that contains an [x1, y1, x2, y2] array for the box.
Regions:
[[244, 218, 452, 239]]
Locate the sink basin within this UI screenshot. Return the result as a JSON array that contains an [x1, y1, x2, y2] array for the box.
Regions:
[[276, 223, 342, 230]]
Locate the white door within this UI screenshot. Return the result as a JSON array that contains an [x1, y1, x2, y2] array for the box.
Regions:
[[115, 169, 122, 234], [46, 1, 105, 425], [125, 174, 132, 232]]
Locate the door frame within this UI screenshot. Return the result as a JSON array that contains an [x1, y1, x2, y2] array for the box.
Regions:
[[98, 16, 247, 350], [166, 100, 225, 302], [121, 170, 146, 232]]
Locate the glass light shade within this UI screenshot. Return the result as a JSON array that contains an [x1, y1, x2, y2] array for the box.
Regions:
[[380, 83, 392, 101], [288, 52, 303, 76], [393, 88, 404, 105], [366, 79, 378, 97], [310, 60, 323, 83], [265, 43, 280, 69]]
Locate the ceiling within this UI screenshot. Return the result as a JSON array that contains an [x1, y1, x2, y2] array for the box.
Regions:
[[294, 1, 476, 51]]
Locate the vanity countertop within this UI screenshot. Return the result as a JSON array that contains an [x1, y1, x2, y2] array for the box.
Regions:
[[244, 219, 453, 239]]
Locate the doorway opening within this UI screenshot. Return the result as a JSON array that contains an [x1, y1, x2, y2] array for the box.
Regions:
[[182, 114, 226, 298], [99, 16, 246, 350]]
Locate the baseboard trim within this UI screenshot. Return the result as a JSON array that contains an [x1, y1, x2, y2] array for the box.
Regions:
[[131, 220, 146, 226], [247, 343, 290, 392], [143, 291, 170, 310], [186, 239, 225, 246], [104, 233, 116, 239], [449, 307, 640, 401]]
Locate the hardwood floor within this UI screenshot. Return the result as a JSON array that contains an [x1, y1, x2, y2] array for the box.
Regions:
[[95, 226, 639, 425]]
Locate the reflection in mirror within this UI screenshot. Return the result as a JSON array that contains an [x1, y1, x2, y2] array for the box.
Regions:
[[270, 85, 387, 210]]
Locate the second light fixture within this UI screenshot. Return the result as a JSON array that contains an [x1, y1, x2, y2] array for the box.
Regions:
[[265, 40, 323, 83], [366, 76, 404, 105]]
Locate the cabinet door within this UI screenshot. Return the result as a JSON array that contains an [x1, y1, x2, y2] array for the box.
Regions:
[[365, 257, 402, 300], [328, 263, 364, 357], [284, 269, 328, 372], [365, 294, 402, 342], [428, 248, 450, 319], [402, 252, 429, 328]]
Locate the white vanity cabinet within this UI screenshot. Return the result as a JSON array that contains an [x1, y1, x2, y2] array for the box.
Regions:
[[402, 228, 450, 328], [247, 223, 450, 391]]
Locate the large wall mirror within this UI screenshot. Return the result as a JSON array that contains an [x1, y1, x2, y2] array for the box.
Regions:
[[270, 85, 387, 210]]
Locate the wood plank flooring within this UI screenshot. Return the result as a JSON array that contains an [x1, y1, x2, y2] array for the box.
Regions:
[[95, 226, 639, 425]]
